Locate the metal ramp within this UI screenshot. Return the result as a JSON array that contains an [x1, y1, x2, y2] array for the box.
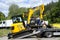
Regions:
[[18, 30, 40, 38]]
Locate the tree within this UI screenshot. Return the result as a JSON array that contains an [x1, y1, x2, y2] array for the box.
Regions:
[[44, 1, 60, 23], [17, 8, 28, 15], [7, 4, 29, 19], [0, 12, 5, 21], [8, 4, 19, 19]]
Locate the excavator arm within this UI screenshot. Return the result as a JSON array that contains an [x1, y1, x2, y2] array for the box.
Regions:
[[27, 4, 44, 24], [40, 4, 44, 20]]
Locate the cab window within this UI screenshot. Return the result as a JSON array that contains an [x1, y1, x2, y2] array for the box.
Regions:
[[12, 17, 22, 23]]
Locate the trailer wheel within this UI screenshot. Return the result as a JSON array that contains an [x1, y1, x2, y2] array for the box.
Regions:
[[8, 33, 13, 39], [44, 32, 53, 38]]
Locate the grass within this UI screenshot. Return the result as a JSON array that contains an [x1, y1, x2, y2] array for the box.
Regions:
[[0, 29, 10, 37]]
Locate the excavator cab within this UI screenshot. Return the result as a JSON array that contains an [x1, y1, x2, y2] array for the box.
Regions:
[[11, 15, 26, 33]]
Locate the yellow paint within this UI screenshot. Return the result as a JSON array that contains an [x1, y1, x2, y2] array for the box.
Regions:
[[27, 9, 34, 24], [40, 4, 44, 20], [11, 23, 26, 33], [52, 23, 60, 28]]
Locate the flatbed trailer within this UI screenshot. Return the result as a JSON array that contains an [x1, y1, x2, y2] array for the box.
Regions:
[[38, 28, 60, 38], [7, 27, 60, 39]]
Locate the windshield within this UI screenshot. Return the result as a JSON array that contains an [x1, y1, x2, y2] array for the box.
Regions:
[[12, 17, 22, 23]]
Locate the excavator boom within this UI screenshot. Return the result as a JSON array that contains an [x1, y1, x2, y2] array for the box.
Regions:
[[27, 4, 44, 24]]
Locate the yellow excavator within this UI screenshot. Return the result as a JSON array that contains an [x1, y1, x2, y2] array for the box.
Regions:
[[7, 4, 45, 39]]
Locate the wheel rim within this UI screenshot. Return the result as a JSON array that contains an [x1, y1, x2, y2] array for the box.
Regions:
[[47, 33, 52, 37], [47, 34, 52, 37]]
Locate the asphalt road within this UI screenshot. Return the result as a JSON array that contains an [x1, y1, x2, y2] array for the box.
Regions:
[[0, 36, 60, 40]]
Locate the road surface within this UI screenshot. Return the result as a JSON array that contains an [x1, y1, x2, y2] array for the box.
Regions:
[[0, 36, 60, 40]]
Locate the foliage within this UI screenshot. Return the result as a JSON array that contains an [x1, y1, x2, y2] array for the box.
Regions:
[[44, 0, 60, 23], [0, 12, 5, 21], [7, 4, 28, 19], [7, 4, 19, 19]]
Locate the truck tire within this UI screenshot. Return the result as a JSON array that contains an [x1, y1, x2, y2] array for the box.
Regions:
[[8, 33, 13, 39], [44, 32, 53, 38]]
